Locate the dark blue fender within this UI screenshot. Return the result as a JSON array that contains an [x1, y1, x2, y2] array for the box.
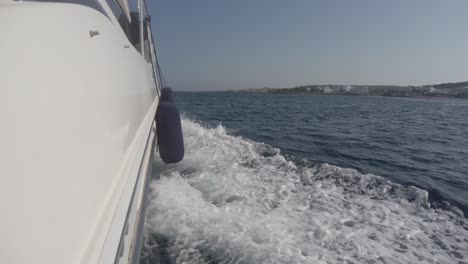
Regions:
[[160, 87, 175, 103], [155, 100, 184, 164]]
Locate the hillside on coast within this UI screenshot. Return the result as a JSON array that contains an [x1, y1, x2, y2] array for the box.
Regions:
[[231, 81, 468, 98]]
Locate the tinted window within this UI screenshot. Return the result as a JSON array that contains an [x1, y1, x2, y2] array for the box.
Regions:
[[106, 0, 130, 37], [25, 0, 105, 14], [143, 19, 152, 63], [106, 0, 141, 52], [128, 11, 141, 52]]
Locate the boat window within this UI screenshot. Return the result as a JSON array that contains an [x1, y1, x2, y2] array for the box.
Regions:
[[106, 0, 130, 39], [143, 18, 152, 63], [106, 0, 141, 52], [128, 11, 141, 52], [24, 0, 105, 14]]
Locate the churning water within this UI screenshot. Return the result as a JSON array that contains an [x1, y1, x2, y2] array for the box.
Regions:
[[141, 93, 468, 264]]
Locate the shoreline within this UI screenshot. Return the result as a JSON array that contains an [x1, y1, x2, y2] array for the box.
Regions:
[[226, 90, 468, 99]]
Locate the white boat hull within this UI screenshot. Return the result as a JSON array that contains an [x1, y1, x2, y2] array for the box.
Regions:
[[0, 2, 158, 263]]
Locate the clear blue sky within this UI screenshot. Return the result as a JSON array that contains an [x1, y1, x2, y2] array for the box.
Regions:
[[149, 0, 468, 91]]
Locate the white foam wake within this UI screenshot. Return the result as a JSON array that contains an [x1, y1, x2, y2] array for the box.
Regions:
[[141, 118, 468, 264]]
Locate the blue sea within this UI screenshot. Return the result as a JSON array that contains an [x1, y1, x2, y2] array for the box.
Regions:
[[141, 93, 468, 264]]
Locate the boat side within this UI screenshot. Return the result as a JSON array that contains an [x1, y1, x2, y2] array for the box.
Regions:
[[0, 2, 157, 263]]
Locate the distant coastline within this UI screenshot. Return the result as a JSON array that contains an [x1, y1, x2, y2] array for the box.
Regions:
[[228, 81, 468, 98]]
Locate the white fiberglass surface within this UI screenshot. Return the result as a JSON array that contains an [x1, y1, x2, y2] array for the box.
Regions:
[[141, 118, 468, 264], [0, 3, 156, 263]]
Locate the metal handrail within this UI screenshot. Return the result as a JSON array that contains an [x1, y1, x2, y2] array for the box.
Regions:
[[141, 0, 165, 98]]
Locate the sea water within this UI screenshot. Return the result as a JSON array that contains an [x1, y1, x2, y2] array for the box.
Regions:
[[141, 93, 468, 264]]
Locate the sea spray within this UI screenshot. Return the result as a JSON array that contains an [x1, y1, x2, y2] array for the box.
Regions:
[[141, 118, 468, 264]]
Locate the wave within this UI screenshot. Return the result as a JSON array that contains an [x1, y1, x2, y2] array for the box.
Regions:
[[141, 118, 468, 264]]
